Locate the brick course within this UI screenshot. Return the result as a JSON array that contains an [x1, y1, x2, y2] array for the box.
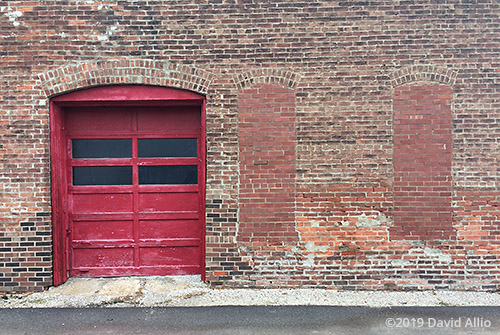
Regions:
[[1, 0, 499, 291]]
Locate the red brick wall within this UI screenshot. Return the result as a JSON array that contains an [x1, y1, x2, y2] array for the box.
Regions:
[[238, 85, 297, 244], [1, 1, 499, 291], [392, 84, 453, 240]]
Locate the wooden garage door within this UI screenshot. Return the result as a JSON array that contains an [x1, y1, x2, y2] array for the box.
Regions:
[[64, 105, 204, 277]]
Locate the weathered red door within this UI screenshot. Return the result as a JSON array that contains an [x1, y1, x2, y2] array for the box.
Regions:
[[50, 86, 205, 282]]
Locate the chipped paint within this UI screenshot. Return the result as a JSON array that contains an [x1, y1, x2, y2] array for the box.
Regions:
[[409, 247, 452, 264], [2, 7, 23, 27], [391, 259, 410, 267], [356, 212, 392, 228], [304, 241, 329, 253], [310, 220, 321, 228], [303, 254, 315, 267], [423, 247, 452, 263], [97, 24, 120, 41]]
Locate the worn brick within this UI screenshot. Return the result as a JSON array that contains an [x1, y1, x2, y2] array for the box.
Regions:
[[1, 0, 500, 292]]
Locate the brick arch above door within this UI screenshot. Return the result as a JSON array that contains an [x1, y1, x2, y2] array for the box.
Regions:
[[37, 59, 214, 97]]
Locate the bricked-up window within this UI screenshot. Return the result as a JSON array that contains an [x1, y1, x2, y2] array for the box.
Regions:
[[391, 84, 453, 240], [238, 84, 298, 243]]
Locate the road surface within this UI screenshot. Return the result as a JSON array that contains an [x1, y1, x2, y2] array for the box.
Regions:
[[1, 306, 499, 334]]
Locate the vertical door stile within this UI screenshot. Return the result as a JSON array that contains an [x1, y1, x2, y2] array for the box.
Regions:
[[62, 121, 71, 281], [132, 111, 140, 268], [50, 102, 67, 285], [66, 134, 73, 274], [199, 100, 206, 279]]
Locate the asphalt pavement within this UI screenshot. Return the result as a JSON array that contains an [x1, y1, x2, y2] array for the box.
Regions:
[[1, 306, 499, 335]]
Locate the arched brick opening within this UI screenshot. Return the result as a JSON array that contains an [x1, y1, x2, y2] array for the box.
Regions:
[[38, 59, 214, 97], [389, 65, 458, 241], [49, 84, 206, 285]]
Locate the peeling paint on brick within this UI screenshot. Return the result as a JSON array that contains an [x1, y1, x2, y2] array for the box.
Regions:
[[1, 7, 23, 27], [423, 248, 452, 264], [303, 241, 329, 253], [408, 247, 453, 264], [356, 213, 392, 228], [391, 259, 411, 267]]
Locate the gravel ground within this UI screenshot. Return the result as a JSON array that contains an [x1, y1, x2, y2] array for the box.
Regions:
[[2, 276, 500, 308]]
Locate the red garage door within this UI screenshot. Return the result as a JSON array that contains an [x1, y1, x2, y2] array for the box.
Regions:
[[50, 86, 205, 282]]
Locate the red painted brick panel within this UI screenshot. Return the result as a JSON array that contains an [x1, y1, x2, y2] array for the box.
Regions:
[[392, 84, 453, 240], [238, 85, 297, 243]]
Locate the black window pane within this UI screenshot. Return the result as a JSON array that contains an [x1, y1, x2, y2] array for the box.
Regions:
[[73, 166, 132, 185], [72, 139, 132, 158], [139, 165, 198, 185], [138, 139, 197, 158]]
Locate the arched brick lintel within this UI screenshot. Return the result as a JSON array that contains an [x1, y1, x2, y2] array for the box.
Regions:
[[233, 68, 301, 91], [390, 64, 458, 87], [37, 59, 214, 97]]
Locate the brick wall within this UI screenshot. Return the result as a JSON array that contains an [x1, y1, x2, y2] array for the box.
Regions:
[[238, 84, 297, 244], [1, 0, 499, 291], [392, 84, 453, 240]]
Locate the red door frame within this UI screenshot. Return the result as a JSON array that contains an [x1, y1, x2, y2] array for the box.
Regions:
[[50, 85, 206, 286]]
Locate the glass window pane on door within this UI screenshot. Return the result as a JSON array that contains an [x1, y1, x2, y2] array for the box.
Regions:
[[72, 139, 132, 158], [138, 138, 197, 158], [139, 165, 198, 185], [73, 166, 133, 185]]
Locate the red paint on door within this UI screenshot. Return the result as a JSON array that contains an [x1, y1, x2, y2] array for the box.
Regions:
[[50, 86, 206, 284]]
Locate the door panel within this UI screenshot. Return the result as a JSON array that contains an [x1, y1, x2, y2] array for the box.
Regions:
[[65, 107, 134, 133], [139, 219, 200, 240], [140, 247, 201, 266], [137, 107, 200, 131], [138, 192, 199, 212], [73, 248, 134, 268], [72, 193, 134, 213], [72, 220, 134, 241]]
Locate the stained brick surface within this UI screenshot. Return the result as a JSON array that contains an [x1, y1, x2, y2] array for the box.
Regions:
[[1, 1, 499, 291], [238, 85, 297, 243], [392, 84, 453, 240]]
